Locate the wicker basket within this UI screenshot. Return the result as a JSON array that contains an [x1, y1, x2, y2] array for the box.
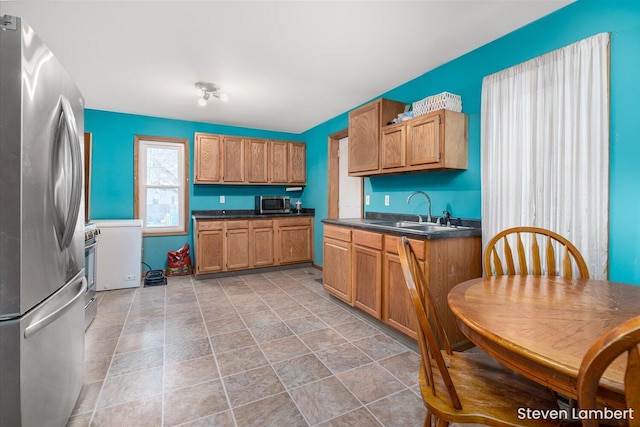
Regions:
[[412, 92, 462, 116]]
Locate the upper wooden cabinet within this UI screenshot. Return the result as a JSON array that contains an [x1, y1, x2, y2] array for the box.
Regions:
[[194, 133, 221, 183], [246, 139, 269, 183], [348, 98, 406, 176], [222, 136, 245, 183], [194, 132, 306, 185], [381, 109, 468, 173], [288, 142, 306, 184], [270, 140, 289, 184]]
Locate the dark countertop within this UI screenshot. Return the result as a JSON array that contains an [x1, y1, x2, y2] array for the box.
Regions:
[[322, 212, 481, 240], [192, 208, 315, 220]]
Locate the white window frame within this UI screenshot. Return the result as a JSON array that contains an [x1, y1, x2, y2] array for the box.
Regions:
[[134, 135, 189, 236]]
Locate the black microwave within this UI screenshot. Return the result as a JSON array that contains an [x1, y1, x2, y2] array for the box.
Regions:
[[255, 196, 291, 214]]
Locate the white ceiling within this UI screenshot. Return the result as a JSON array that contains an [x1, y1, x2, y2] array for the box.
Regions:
[[1, 1, 572, 133]]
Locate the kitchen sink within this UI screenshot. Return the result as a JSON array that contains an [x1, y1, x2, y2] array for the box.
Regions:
[[370, 220, 475, 233]]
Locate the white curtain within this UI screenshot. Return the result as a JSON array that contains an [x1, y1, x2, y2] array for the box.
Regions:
[[481, 33, 610, 279]]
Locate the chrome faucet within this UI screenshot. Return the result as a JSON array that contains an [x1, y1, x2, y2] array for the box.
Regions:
[[406, 191, 432, 223]]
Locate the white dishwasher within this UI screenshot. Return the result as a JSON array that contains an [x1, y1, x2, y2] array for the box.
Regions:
[[93, 219, 143, 290]]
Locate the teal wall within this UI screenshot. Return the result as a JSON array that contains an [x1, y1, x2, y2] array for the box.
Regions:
[[302, 0, 640, 284], [85, 110, 301, 271], [88, 0, 640, 284]]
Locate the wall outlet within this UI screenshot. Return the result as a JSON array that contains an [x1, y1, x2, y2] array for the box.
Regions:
[[365, 195, 370, 205], [125, 275, 136, 281], [384, 195, 390, 206], [220, 195, 225, 203]]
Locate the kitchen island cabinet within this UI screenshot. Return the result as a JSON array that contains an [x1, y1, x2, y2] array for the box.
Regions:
[[321, 220, 481, 349]]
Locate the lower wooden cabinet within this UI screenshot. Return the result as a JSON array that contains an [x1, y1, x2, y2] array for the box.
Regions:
[[225, 221, 250, 270], [252, 220, 275, 267], [276, 217, 313, 265], [352, 230, 383, 319], [194, 216, 312, 275], [195, 221, 224, 274], [322, 223, 481, 349], [322, 225, 353, 304]]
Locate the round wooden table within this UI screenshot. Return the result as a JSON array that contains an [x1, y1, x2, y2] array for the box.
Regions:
[[448, 275, 640, 409]]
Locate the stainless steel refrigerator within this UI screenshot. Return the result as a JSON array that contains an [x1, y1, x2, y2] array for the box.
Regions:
[[1, 15, 86, 427]]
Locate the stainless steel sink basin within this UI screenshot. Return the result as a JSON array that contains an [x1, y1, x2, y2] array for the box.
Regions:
[[371, 220, 474, 233]]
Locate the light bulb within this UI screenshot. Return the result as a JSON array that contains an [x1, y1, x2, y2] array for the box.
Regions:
[[197, 97, 207, 107]]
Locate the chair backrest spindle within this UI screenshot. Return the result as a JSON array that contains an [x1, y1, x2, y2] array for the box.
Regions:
[[484, 226, 589, 279]]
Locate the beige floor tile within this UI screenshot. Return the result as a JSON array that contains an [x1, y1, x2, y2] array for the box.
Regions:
[[165, 337, 212, 365], [164, 355, 219, 392], [259, 335, 310, 363], [337, 363, 407, 404], [216, 345, 269, 377], [163, 380, 228, 426], [77, 268, 426, 427], [272, 353, 332, 389], [298, 327, 348, 351], [288, 376, 361, 425], [316, 407, 383, 427], [233, 392, 307, 427], [366, 388, 427, 426], [108, 346, 163, 377], [352, 333, 408, 361], [92, 395, 163, 427], [97, 367, 162, 409], [223, 365, 286, 408]]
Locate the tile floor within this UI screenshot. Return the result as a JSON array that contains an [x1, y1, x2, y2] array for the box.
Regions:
[[67, 267, 427, 426]]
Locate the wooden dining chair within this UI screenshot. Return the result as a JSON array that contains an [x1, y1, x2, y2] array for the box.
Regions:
[[398, 236, 561, 427], [576, 315, 640, 427], [484, 226, 589, 279]]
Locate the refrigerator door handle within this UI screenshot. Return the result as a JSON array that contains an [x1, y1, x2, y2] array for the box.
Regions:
[[51, 96, 83, 250], [24, 272, 86, 338]]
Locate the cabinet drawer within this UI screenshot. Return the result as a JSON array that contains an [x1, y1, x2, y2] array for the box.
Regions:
[[197, 220, 223, 231], [279, 216, 312, 227], [385, 235, 426, 260], [226, 220, 250, 230], [324, 225, 352, 242], [252, 219, 273, 229], [353, 229, 383, 250]]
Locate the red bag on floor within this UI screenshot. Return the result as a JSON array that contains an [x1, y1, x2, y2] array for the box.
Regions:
[[166, 243, 193, 276]]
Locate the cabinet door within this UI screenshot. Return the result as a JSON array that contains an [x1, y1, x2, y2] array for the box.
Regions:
[[222, 136, 245, 182], [381, 124, 406, 170], [277, 218, 312, 265], [246, 139, 269, 183], [288, 142, 306, 184], [407, 113, 441, 166], [196, 222, 224, 274], [323, 238, 352, 305], [270, 141, 289, 184], [226, 222, 250, 270], [383, 253, 418, 339], [352, 245, 383, 319], [252, 225, 274, 267], [348, 101, 381, 174], [194, 133, 221, 183]]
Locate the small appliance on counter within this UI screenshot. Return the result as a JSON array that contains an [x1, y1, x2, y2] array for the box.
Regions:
[[255, 195, 291, 214]]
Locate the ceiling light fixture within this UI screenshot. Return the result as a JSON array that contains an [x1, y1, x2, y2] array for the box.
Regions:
[[195, 81, 229, 106]]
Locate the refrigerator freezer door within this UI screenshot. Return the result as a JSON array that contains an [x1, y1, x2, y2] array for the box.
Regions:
[[0, 271, 86, 427], [0, 16, 85, 317]]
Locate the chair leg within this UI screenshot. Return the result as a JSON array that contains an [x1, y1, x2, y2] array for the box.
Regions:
[[423, 411, 432, 427], [436, 418, 449, 427]]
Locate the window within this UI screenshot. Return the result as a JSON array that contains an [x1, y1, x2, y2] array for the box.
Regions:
[[134, 135, 189, 235]]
